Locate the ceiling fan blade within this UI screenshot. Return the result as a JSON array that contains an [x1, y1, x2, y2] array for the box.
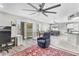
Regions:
[[42, 12, 48, 17], [44, 4, 61, 11], [40, 3, 45, 9], [29, 12, 37, 15], [22, 9, 36, 11], [27, 3, 38, 10], [44, 11, 56, 14]]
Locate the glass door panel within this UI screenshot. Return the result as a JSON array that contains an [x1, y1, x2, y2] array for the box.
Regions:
[[27, 23, 33, 39]]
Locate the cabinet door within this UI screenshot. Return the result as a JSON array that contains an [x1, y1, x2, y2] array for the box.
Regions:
[[76, 36, 79, 46], [68, 34, 76, 46]]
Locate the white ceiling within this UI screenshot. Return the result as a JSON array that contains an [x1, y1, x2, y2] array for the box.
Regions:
[[0, 3, 79, 23]]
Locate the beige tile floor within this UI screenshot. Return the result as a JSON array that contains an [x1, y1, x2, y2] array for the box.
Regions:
[[0, 39, 37, 56], [0, 34, 79, 56], [50, 35, 79, 55]]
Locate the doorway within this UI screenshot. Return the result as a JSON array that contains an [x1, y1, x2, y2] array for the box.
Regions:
[[21, 22, 33, 40]]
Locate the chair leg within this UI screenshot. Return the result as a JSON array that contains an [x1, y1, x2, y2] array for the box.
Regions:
[[0, 48, 2, 52], [3, 46, 9, 53], [5, 49, 9, 53]]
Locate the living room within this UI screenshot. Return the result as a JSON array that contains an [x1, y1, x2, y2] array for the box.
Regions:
[[0, 3, 79, 56]]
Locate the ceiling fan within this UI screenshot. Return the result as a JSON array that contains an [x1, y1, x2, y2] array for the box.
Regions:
[[22, 3, 61, 17]]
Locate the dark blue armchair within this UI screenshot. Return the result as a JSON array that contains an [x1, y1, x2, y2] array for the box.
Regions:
[[37, 32, 50, 48]]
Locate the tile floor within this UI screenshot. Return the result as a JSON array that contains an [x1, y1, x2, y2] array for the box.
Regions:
[[0, 34, 79, 56], [50, 34, 79, 53], [0, 39, 37, 56]]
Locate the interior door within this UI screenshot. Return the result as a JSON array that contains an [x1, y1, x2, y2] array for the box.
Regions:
[[26, 23, 33, 39]]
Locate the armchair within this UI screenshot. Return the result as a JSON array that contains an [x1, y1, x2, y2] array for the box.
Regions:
[[37, 32, 50, 48]]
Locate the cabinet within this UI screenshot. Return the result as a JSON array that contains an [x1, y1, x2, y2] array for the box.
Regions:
[[67, 34, 78, 46], [67, 23, 79, 47]]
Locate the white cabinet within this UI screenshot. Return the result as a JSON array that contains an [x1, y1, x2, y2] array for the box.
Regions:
[[67, 33, 79, 47], [16, 35, 23, 46]]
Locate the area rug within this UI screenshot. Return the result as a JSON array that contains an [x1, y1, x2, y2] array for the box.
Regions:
[[13, 45, 76, 56]]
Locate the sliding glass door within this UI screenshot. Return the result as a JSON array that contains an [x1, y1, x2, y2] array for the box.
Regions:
[[21, 22, 33, 39], [26, 23, 33, 39]]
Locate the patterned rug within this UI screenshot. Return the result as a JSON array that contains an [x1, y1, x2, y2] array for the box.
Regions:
[[13, 45, 76, 56]]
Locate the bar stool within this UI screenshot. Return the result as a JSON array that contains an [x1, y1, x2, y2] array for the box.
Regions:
[[7, 43, 13, 49], [6, 38, 15, 49], [11, 37, 16, 46], [1, 43, 9, 53]]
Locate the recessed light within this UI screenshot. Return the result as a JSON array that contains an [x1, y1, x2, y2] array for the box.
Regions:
[[0, 4, 4, 8]]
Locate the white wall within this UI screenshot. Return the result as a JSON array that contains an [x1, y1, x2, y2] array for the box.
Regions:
[[16, 19, 50, 37], [0, 12, 18, 26], [0, 12, 11, 26], [0, 12, 27, 38]]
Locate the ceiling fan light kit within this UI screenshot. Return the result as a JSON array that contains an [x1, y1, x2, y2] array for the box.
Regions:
[[22, 3, 61, 17]]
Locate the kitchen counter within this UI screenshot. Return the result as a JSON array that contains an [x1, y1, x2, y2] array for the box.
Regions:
[[65, 31, 79, 46], [68, 31, 79, 35]]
